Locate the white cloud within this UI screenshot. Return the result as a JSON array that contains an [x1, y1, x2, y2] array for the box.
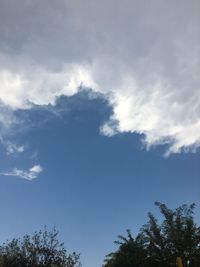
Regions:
[[0, 65, 97, 109], [0, 1, 200, 155], [0, 165, 43, 181], [6, 143, 25, 155], [0, 136, 24, 155]]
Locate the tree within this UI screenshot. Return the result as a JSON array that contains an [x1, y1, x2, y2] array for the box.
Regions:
[[103, 202, 200, 267], [0, 227, 80, 267], [141, 202, 200, 267], [103, 230, 148, 267]]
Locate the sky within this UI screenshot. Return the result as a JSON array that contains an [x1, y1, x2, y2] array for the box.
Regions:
[[0, 1, 200, 267]]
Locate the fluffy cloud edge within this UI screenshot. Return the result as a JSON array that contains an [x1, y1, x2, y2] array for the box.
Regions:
[[1, 64, 200, 156]]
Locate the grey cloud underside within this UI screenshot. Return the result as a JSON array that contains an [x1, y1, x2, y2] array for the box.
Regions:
[[0, 0, 200, 154]]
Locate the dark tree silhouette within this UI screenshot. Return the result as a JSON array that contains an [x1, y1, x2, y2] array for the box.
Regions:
[[103, 202, 200, 267], [141, 202, 200, 267], [0, 227, 80, 267], [103, 229, 151, 267]]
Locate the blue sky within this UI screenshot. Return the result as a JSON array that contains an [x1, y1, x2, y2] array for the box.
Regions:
[[0, 1, 200, 267], [0, 92, 200, 267]]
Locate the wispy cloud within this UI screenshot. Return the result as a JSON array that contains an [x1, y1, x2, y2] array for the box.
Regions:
[[0, 136, 24, 155], [0, 165, 43, 181], [6, 143, 24, 155], [3, 140, 25, 155]]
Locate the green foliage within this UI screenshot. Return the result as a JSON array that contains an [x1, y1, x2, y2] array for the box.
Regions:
[[0, 227, 80, 267], [103, 230, 148, 267], [141, 202, 200, 266], [103, 202, 200, 267]]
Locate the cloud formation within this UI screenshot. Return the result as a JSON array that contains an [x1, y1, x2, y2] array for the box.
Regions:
[[5, 142, 24, 155], [0, 165, 43, 181], [0, 136, 24, 156], [0, 0, 200, 154]]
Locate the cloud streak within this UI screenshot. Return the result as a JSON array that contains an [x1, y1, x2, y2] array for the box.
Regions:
[[0, 165, 43, 181], [0, 0, 200, 154]]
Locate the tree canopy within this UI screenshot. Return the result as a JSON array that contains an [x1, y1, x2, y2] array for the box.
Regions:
[[103, 202, 200, 267], [0, 227, 80, 267], [1, 203, 199, 267], [103, 230, 149, 267]]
